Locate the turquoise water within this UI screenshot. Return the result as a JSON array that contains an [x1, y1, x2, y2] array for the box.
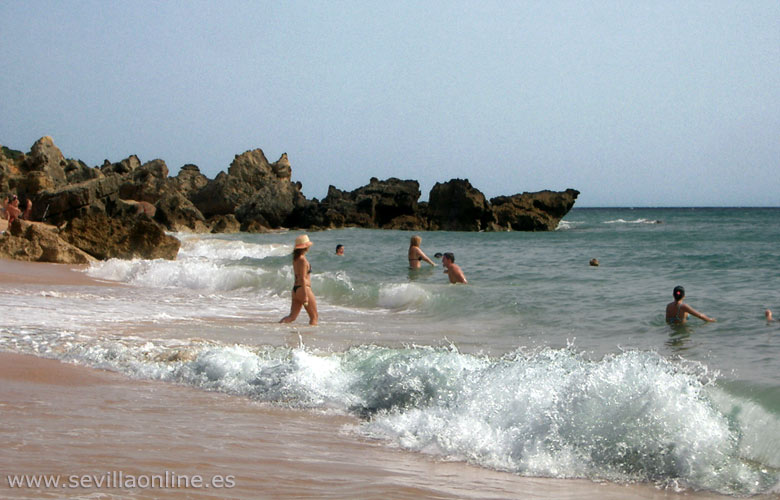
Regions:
[[1, 207, 779, 495]]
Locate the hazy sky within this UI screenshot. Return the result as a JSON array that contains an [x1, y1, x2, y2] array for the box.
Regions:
[[2, 1, 778, 207]]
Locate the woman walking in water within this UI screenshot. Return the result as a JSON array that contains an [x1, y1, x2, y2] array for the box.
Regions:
[[280, 234, 318, 326], [408, 235, 436, 269], [666, 285, 715, 324]]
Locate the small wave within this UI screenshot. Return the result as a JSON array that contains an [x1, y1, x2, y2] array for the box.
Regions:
[[176, 235, 290, 261], [377, 283, 431, 310], [603, 218, 662, 225], [86, 258, 266, 292], [555, 220, 583, 231], [1, 331, 776, 496]]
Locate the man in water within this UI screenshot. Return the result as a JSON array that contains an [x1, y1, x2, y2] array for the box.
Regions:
[[441, 252, 467, 284], [335, 244, 344, 256]]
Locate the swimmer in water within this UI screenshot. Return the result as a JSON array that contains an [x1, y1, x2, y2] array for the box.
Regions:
[[408, 235, 436, 269], [665, 285, 715, 324], [441, 252, 467, 284]]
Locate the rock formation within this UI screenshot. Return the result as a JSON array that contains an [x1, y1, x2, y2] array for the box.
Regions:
[[427, 179, 495, 231], [491, 189, 581, 231], [0, 137, 580, 264], [0, 219, 95, 264]]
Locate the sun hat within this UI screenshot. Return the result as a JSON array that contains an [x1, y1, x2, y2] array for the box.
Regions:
[[294, 234, 313, 249]]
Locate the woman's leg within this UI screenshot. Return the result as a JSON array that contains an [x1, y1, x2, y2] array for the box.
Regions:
[[280, 289, 305, 323], [303, 288, 318, 326]]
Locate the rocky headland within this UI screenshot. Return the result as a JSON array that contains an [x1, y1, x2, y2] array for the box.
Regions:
[[0, 137, 579, 263]]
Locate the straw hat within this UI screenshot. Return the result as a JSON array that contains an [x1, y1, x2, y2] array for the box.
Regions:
[[294, 234, 313, 249]]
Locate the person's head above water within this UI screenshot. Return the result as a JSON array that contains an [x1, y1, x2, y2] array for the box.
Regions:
[[410, 235, 421, 247], [442, 252, 455, 263], [673, 285, 685, 301]]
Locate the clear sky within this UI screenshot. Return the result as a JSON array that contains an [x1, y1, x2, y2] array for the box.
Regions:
[[1, 1, 778, 207]]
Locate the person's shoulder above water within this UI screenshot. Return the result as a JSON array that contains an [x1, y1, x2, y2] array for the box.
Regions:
[[665, 285, 715, 324], [441, 252, 467, 284]]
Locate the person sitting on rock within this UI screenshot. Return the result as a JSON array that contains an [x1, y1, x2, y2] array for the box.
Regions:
[[5, 195, 21, 225], [22, 198, 32, 220]]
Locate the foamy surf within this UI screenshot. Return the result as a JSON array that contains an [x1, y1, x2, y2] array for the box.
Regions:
[[0, 327, 776, 496]]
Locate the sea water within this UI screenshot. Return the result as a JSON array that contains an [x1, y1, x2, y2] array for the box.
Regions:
[[1, 207, 779, 496]]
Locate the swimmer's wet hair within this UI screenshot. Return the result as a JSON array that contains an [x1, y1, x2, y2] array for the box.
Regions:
[[673, 285, 685, 300], [443, 252, 455, 262]]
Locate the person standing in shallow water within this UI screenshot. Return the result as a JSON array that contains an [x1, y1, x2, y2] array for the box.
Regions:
[[665, 285, 715, 324], [441, 252, 467, 284], [408, 235, 436, 269], [280, 234, 318, 326]]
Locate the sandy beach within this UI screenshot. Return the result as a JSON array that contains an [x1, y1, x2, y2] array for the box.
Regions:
[[0, 259, 747, 499]]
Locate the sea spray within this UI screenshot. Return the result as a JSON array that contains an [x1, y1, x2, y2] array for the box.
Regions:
[[1, 327, 776, 496]]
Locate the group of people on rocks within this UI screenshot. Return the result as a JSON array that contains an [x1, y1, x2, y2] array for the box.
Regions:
[[1, 194, 32, 228]]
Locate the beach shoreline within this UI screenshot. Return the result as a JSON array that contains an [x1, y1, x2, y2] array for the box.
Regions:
[[1, 350, 730, 500], [0, 258, 752, 499]]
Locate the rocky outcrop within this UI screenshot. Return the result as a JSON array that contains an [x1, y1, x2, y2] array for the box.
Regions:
[[0, 219, 95, 264], [314, 177, 422, 229], [31, 175, 122, 226], [191, 150, 305, 229], [427, 179, 495, 231], [174, 164, 209, 198], [23, 136, 68, 188], [491, 189, 580, 231], [60, 210, 180, 260], [0, 136, 581, 264], [154, 190, 210, 233]]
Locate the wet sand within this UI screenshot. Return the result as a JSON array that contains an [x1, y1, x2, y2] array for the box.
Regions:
[[0, 259, 736, 499]]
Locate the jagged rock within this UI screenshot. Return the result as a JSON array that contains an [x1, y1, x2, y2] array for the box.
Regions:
[[209, 214, 241, 233], [64, 158, 102, 184], [0, 219, 95, 264], [239, 219, 270, 233], [490, 189, 580, 231], [154, 191, 209, 233], [318, 178, 422, 228], [23, 136, 68, 188], [193, 150, 304, 227], [2, 136, 581, 267], [174, 164, 209, 199], [0, 145, 26, 194], [384, 214, 429, 230], [427, 179, 495, 231], [31, 175, 122, 225], [101, 155, 141, 176], [60, 210, 180, 260], [118, 159, 171, 203]]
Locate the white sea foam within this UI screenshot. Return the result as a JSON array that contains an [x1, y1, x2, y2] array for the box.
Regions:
[[2, 328, 775, 496], [555, 220, 583, 230], [86, 258, 266, 292], [603, 218, 661, 224], [377, 283, 431, 310], [176, 235, 290, 261]]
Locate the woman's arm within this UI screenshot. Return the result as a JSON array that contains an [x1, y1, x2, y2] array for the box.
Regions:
[[418, 249, 436, 266], [683, 304, 716, 322]]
